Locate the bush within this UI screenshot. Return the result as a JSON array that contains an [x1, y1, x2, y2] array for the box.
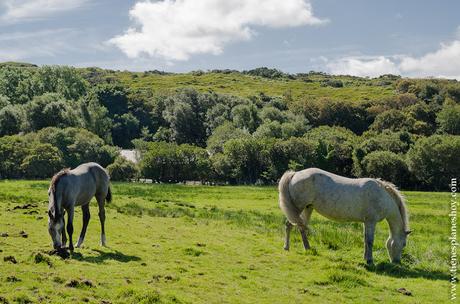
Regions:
[[353, 131, 414, 177], [140, 142, 210, 182], [0, 105, 23, 136], [407, 135, 460, 190], [361, 151, 410, 188], [220, 137, 271, 184], [35, 127, 117, 167], [107, 157, 138, 181], [21, 143, 64, 179], [305, 126, 357, 176], [0, 135, 31, 178], [436, 100, 460, 135]]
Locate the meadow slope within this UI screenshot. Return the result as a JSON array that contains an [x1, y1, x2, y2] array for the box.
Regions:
[[0, 181, 452, 303]]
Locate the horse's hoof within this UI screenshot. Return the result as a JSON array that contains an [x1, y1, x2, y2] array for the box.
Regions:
[[283, 246, 290, 251]]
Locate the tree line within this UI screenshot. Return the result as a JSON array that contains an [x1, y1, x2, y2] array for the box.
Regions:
[[0, 64, 459, 190]]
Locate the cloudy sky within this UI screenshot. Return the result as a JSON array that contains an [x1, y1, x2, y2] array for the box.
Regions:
[[1, 0, 459, 78]]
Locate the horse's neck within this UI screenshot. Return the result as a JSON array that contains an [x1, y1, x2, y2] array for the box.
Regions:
[[386, 212, 404, 239]]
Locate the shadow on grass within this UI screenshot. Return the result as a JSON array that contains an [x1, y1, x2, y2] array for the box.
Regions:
[[71, 249, 141, 264], [364, 261, 449, 281]]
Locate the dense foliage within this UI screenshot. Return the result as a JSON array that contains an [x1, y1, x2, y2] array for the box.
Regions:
[[0, 63, 459, 190]]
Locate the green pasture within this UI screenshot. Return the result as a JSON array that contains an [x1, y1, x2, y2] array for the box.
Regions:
[[0, 181, 453, 303], [115, 72, 395, 102]]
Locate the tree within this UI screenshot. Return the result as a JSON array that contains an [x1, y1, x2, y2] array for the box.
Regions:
[[231, 103, 261, 133], [35, 127, 117, 167], [407, 135, 460, 190], [107, 156, 138, 181], [0, 135, 31, 178], [79, 92, 113, 143], [139, 142, 210, 182], [0, 105, 23, 136], [220, 138, 271, 184], [353, 131, 414, 177], [163, 101, 206, 145], [112, 113, 140, 148], [253, 121, 283, 139], [305, 126, 358, 176], [206, 122, 249, 154], [32, 65, 88, 100], [26, 93, 79, 131], [361, 151, 411, 188], [21, 143, 64, 179], [93, 84, 129, 117], [436, 99, 460, 135]]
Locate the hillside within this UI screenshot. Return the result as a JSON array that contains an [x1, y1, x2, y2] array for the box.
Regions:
[[0, 63, 459, 190]]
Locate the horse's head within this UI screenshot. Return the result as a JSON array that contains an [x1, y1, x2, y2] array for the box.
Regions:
[[47, 188, 64, 249], [386, 230, 411, 263]]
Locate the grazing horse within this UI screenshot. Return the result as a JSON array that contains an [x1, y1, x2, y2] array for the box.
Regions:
[[48, 162, 112, 251], [278, 168, 410, 264]]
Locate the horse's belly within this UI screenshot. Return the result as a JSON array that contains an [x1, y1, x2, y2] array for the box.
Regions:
[[312, 198, 365, 222]]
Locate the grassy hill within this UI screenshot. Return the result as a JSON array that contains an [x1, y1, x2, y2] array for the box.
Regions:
[[105, 70, 397, 103], [0, 181, 450, 303]]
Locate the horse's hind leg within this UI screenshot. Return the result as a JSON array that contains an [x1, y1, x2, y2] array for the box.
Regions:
[[284, 219, 293, 251], [300, 205, 313, 233], [75, 203, 90, 248], [299, 224, 310, 250], [298, 205, 313, 250], [96, 194, 107, 246], [363, 221, 376, 264]]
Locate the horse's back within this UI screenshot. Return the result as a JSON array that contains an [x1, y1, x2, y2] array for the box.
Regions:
[[60, 163, 109, 205], [290, 168, 389, 222]]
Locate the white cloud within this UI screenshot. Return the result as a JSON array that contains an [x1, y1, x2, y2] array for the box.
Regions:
[[110, 0, 327, 61], [0, 0, 88, 23], [327, 38, 460, 79], [327, 56, 399, 78], [399, 40, 460, 78], [0, 28, 92, 61]]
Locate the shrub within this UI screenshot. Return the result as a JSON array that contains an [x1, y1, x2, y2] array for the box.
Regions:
[[0, 135, 31, 178], [0, 105, 23, 136], [361, 151, 410, 188], [107, 157, 138, 181], [407, 135, 460, 190], [21, 143, 64, 179], [140, 142, 210, 182], [436, 100, 460, 135]]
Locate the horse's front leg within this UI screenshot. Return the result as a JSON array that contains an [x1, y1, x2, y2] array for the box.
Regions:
[[364, 222, 376, 264], [76, 203, 90, 248], [66, 206, 75, 252], [284, 219, 292, 250], [60, 212, 67, 248]]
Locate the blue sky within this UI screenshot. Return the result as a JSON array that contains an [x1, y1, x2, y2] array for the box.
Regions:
[[1, 0, 459, 78]]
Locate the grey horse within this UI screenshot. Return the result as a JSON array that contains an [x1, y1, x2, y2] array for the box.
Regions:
[[279, 168, 410, 264], [48, 162, 112, 251]]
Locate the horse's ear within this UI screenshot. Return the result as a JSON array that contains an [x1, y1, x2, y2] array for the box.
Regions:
[[405, 230, 412, 235]]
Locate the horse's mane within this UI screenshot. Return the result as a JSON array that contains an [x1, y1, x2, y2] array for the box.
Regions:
[[376, 179, 409, 232], [50, 168, 70, 193]]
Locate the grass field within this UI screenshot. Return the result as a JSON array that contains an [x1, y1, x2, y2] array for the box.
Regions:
[[0, 180, 453, 303], [114, 71, 395, 102]]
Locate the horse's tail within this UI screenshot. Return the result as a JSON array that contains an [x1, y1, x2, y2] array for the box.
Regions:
[[279, 171, 303, 226], [377, 179, 410, 232], [106, 185, 112, 204]]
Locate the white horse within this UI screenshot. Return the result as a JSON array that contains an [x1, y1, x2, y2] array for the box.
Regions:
[[279, 168, 410, 264], [48, 162, 112, 251]]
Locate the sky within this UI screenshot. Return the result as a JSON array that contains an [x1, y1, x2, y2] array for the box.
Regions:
[[0, 0, 459, 78]]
